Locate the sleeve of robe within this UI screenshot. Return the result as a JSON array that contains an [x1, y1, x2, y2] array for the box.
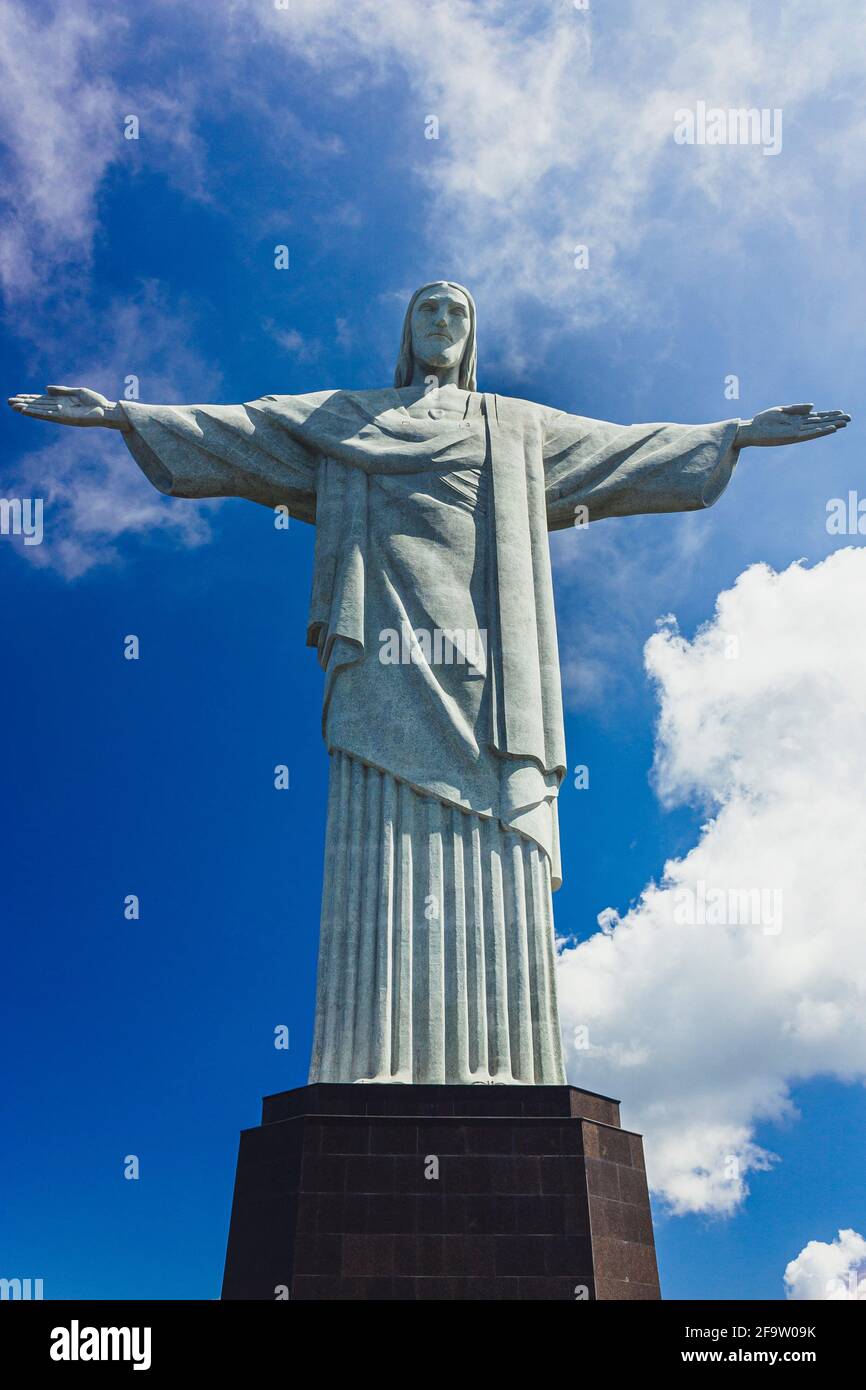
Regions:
[[117, 394, 327, 525], [542, 409, 741, 531]]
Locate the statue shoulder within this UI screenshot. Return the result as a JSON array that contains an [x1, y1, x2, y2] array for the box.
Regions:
[[254, 387, 396, 418], [500, 394, 605, 432], [489, 391, 561, 429], [248, 388, 391, 435], [253, 389, 341, 409]]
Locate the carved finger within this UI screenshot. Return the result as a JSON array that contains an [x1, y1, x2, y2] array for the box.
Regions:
[[799, 426, 839, 440], [805, 417, 847, 431]]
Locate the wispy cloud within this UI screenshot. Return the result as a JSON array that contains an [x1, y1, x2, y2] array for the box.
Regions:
[[2, 0, 861, 588], [261, 320, 321, 362], [5, 283, 222, 576], [5, 0, 866, 352], [251, 0, 866, 368], [0, 0, 207, 319], [6, 426, 213, 579]]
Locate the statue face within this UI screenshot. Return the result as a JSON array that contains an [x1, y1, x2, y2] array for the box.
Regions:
[[409, 285, 471, 377]]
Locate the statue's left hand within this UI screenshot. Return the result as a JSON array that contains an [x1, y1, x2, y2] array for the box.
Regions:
[[735, 403, 850, 448]]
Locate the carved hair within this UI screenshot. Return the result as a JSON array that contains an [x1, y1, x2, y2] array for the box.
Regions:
[[393, 281, 478, 391]]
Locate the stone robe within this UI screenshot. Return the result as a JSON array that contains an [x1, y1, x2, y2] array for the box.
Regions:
[[120, 386, 739, 1084]]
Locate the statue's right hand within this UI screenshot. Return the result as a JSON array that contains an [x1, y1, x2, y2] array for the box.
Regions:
[[8, 385, 123, 427]]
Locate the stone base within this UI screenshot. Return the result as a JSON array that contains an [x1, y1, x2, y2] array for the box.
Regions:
[[221, 1083, 661, 1300]]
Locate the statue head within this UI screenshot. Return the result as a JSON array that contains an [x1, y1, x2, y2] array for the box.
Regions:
[[394, 281, 477, 391]]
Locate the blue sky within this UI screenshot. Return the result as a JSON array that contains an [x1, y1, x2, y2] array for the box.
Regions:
[[2, 0, 865, 1299]]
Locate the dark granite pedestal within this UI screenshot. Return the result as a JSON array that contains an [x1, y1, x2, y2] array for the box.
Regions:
[[221, 1083, 660, 1300]]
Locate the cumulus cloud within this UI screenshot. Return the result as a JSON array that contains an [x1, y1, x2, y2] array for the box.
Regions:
[[784, 1230, 866, 1301], [556, 547, 866, 1215]]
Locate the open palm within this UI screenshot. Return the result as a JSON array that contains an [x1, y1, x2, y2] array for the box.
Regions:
[[743, 402, 850, 446], [8, 385, 117, 427]]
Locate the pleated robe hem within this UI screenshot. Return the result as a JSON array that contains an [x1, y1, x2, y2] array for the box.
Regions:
[[308, 749, 567, 1086]]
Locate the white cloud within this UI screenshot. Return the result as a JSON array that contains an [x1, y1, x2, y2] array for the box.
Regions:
[[556, 547, 866, 1215], [0, 0, 116, 300], [5, 0, 865, 398], [6, 428, 213, 580], [5, 284, 222, 576], [0, 0, 206, 312], [784, 1230, 866, 1301], [1, 0, 860, 583], [5, 0, 866, 350], [251, 0, 866, 364], [262, 320, 320, 362]]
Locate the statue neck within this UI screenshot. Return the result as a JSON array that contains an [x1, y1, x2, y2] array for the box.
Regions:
[[409, 358, 462, 388]]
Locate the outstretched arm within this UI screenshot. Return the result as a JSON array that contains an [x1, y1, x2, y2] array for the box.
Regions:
[[543, 401, 850, 532], [8, 383, 320, 523]]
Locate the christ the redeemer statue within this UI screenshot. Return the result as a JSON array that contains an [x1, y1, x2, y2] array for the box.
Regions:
[[10, 281, 849, 1086]]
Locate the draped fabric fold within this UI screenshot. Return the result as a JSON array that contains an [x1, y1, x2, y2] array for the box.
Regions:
[[120, 389, 738, 880], [119, 385, 739, 1083]]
